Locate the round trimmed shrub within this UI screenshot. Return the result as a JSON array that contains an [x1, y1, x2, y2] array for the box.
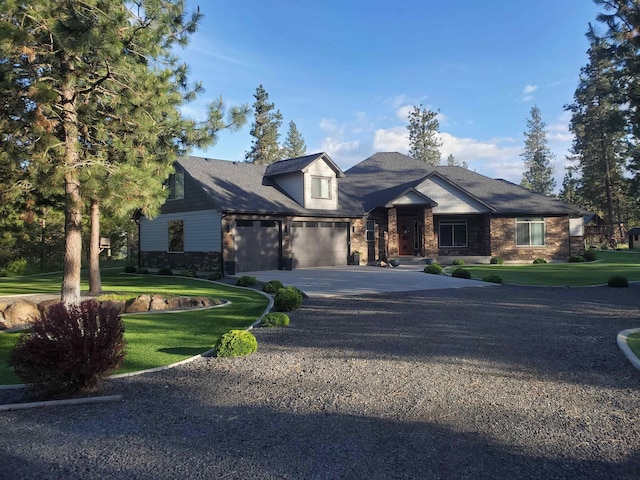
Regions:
[[451, 267, 471, 279], [608, 275, 629, 288], [482, 274, 503, 284], [490, 256, 504, 265], [533, 258, 547, 264], [452, 259, 465, 266], [583, 249, 597, 262], [424, 263, 443, 275], [236, 276, 258, 287], [10, 301, 126, 397], [568, 255, 585, 263], [262, 312, 290, 328], [158, 267, 173, 275], [214, 330, 258, 357], [274, 286, 303, 311], [136, 267, 148, 274], [208, 272, 222, 281], [180, 269, 197, 278], [123, 265, 136, 273], [263, 280, 285, 294]]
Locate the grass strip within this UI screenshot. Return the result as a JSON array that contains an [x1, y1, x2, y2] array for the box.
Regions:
[[628, 332, 640, 360]]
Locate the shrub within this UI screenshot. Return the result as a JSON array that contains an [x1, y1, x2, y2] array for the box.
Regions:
[[490, 256, 504, 265], [288, 286, 306, 298], [423, 263, 443, 275], [157, 267, 173, 275], [452, 259, 465, 266], [10, 301, 126, 397], [236, 276, 258, 287], [482, 274, 503, 284], [262, 312, 290, 328], [180, 269, 197, 278], [533, 258, 547, 264], [274, 286, 303, 311], [568, 255, 585, 263], [608, 275, 629, 288], [214, 330, 258, 357], [4, 258, 28, 276], [451, 267, 471, 279], [208, 272, 222, 281], [123, 265, 136, 273], [583, 249, 597, 262], [136, 267, 148, 274], [263, 280, 285, 294]]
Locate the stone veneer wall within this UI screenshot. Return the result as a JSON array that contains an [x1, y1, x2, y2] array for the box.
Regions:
[[490, 216, 570, 261], [423, 208, 437, 257], [140, 251, 221, 271], [350, 218, 367, 265], [570, 236, 586, 256], [387, 208, 399, 258]]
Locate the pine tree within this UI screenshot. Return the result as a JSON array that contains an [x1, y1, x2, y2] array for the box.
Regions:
[[246, 85, 284, 165], [281, 121, 307, 159], [0, 1, 247, 305], [558, 162, 583, 207], [407, 105, 442, 165], [565, 25, 628, 240], [520, 106, 556, 195], [446, 153, 468, 169]]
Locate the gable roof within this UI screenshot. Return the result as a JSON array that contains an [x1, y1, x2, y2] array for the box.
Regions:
[[176, 156, 362, 217], [341, 152, 581, 216], [264, 152, 345, 178]]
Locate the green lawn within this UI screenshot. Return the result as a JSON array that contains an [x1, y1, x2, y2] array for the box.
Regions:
[[448, 250, 640, 286], [0, 270, 269, 385], [628, 332, 640, 360]]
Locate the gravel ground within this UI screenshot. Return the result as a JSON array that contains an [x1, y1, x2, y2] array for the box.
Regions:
[[1, 285, 639, 479]]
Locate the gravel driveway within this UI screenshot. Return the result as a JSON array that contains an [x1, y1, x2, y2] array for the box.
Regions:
[[1, 285, 639, 479]]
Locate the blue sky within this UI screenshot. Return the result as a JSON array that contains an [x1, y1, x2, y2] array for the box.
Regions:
[[180, 0, 603, 189]]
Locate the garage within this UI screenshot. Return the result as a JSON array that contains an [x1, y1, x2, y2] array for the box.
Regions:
[[235, 220, 281, 272], [290, 221, 349, 268]]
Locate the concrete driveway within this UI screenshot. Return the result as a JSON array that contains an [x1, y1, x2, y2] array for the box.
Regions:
[[230, 264, 496, 297]]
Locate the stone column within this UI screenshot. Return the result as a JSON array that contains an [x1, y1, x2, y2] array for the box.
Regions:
[[423, 208, 437, 258], [387, 208, 398, 258]]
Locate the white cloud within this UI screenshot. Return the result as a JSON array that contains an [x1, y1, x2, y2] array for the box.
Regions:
[[373, 126, 409, 152], [319, 118, 339, 133], [521, 84, 538, 102]]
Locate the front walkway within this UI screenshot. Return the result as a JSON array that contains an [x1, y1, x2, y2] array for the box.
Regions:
[[230, 265, 495, 297]]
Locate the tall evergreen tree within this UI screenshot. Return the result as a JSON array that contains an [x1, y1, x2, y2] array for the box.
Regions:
[[407, 105, 442, 165], [558, 162, 584, 207], [281, 121, 307, 159], [0, 1, 247, 305], [245, 85, 283, 165], [520, 106, 556, 195], [565, 25, 628, 239], [446, 153, 468, 169]]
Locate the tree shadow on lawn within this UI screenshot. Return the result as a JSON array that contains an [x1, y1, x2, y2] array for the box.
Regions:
[[261, 285, 640, 390]]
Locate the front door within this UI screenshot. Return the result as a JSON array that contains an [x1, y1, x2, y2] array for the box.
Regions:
[[398, 219, 413, 255]]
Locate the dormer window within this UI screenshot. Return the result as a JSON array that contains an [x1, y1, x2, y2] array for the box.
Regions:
[[311, 176, 331, 199], [167, 171, 184, 200]]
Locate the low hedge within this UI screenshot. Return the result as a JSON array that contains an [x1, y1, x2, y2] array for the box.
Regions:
[[274, 287, 303, 311], [490, 256, 504, 265], [451, 268, 471, 279], [214, 330, 258, 357], [533, 258, 547, 264], [263, 280, 285, 294], [236, 276, 258, 287], [482, 274, 503, 284], [608, 275, 629, 288], [262, 312, 290, 328], [424, 263, 443, 275]]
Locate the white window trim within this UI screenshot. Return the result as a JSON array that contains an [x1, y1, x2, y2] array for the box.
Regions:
[[439, 219, 468, 248], [311, 176, 332, 199], [515, 217, 546, 247]]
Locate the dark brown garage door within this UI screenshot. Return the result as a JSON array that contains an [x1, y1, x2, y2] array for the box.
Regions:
[[235, 220, 281, 272], [290, 221, 348, 268]]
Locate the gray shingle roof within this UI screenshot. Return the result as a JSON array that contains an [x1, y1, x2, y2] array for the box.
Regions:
[[341, 152, 582, 215], [264, 152, 345, 177], [176, 156, 362, 217]]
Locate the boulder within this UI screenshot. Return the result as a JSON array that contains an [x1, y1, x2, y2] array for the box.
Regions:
[[166, 297, 183, 310], [0, 302, 8, 313], [4, 300, 41, 329], [101, 300, 126, 314], [149, 295, 168, 311], [125, 294, 151, 313], [38, 298, 61, 316], [0, 311, 6, 330]]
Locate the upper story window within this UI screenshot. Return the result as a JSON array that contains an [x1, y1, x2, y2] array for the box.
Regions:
[[516, 217, 545, 246], [167, 171, 184, 200], [311, 176, 331, 199]]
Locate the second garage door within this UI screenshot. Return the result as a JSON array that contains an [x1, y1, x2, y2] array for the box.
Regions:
[[290, 221, 349, 268], [235, 220, 281, 272]]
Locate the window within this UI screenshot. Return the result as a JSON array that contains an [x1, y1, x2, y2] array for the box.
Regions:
[[516, 217, 545, 246], [167, 171, 184, 200], [236, 220, 254, 227], [366, 220, 375, 242], [311, 176, 331, 199], [168, 220, 184, 252], [439, 220, 467, 248]]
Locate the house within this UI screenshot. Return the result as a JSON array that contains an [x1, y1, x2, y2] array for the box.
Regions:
[[138, 151, 585, 274], [628, 227, 640, 250]]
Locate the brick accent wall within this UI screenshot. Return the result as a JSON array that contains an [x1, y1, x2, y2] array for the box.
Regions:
[[423, 208, 437, 257], [570, 236, 585, 256], [387, 208, 398, 258], [140, 251, 221, 272], [350, 218, 367, 265], [490, 216, 570, 261]]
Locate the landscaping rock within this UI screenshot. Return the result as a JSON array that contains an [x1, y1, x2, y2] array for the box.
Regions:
[[125, 294, 151, 313], [149, 295, 168, 311], [0, 311, 5, 330], [37, 298, 61, 315], [101, 300, 126, 314], [3, 300, 41, 329], [166, 297, 183, 310], [0, 302, 8, 313]]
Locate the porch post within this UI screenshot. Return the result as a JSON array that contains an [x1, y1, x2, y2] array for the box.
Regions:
[[423, 208, 437, 258], [388, 207, 399, 258]]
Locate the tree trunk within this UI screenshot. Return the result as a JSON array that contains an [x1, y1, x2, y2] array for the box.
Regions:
[[88, 198, 102, 294], [61, 74, 82, 307]]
